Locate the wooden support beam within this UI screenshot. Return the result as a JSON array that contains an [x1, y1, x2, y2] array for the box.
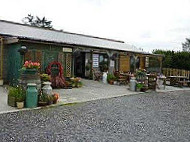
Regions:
[[0, 37, 3, 79], [3, 38, 19, 44]]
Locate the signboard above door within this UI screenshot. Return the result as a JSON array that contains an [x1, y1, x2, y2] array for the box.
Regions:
[[62, 48, 72, 52]]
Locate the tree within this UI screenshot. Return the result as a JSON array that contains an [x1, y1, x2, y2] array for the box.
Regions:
[[153, 49, 190, 70], [22, 14, 53, 29], [182, 38, 190, 52]]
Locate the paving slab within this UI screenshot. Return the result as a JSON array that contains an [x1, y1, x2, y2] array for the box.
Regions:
[[1, 79, 190, 114], [55, 79, 190, 104], [0, 86, 16, 114]]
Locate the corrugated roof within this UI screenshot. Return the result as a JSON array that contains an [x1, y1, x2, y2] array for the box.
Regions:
[[0, 20, 144, 53]]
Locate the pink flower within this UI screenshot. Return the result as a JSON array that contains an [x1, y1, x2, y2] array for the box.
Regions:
[[23, 60, 40, 69]]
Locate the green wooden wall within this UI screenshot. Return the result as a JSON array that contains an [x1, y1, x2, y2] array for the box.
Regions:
[[21, 41, 73, 77], [5, 41, 73, 85], [7, 43, 22, 85]]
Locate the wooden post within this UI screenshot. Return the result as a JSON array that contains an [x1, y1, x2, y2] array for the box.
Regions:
[[90, 50, 93, 80], [72, 48, 76, 77], [0, 37, 3, 80]]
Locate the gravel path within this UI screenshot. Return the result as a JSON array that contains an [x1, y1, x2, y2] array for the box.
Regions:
[[0, 90, 190, 142]]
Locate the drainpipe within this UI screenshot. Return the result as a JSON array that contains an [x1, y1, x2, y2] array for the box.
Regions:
[[0, 37, 3, 80]]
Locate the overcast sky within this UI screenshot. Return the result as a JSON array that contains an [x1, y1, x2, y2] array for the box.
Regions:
[[0, 0, 190, 52]]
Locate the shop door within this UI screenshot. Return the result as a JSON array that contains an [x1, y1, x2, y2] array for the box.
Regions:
[[74, 52, 85, 77]]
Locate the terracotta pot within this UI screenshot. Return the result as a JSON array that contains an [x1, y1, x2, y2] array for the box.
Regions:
[[109, 80, 114, 85], [17, 102, 24, 109]]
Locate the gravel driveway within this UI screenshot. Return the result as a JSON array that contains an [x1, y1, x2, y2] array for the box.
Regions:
[[0, 90, 190, 142]]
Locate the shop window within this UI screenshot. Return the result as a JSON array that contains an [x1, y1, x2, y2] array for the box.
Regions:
[[130, 56, 140, 72], [136, 57, 140, 69], [99, 54, 108, 72], [130, 56, 135, 72]]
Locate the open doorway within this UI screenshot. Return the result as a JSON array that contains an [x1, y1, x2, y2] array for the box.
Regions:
[[74, 52, 85, 78]]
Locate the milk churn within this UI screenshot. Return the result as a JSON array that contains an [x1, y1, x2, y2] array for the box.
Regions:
[[26, 83, 38, 108], [130, 77, 136, 91]]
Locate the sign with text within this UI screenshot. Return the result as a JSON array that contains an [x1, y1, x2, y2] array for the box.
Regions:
[[93, 54, 99, 68], [62, 48, 72, 52], [110, 60, 115, 67]]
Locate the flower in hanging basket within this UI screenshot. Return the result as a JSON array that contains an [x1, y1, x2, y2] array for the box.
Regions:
[[23, 61, 40, 69]]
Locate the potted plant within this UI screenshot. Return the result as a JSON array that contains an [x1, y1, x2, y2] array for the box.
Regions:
[[21, 61, 40, 74], [38, 93, 48, 106], [8, 86, 25, 108], [70, 77, 82, 88], [15, 88, 25, 109], [8, 87, 18, 107], [107, 73, 116, 85], [53, 92, 60, 104], [136, 69, 147, 82], [40, 74, 51, 82], [136, 83, 144, 92], [141, 85, 148, 92], [47, 94, 54, 105]]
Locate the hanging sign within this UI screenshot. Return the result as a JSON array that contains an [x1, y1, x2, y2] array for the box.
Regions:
[[93, 54, 99, 67]]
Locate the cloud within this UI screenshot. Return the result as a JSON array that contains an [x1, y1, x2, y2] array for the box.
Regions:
[[0, 0, 190, 52]]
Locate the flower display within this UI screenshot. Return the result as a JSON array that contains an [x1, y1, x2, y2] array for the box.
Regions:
[[53, 93, 60, 103], [53, 93, 59, 100], [23, 61, 40, 69]]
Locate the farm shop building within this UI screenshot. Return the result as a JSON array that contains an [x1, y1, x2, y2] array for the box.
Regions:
[[0, 20, 163, 84]]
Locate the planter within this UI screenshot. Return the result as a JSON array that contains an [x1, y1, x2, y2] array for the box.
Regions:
[[38, 101, 48, 106], [16, 102, 24, 109], [24, 68, 37, 75], [109, 80, 114, 85], [53, 100, 58, 104], [19, 69, 41, 91], [141, 87, 148, 92], [8, 95, 16, 107], [48, 101, 53, 105], [136, 88, 141, 92], [0, 79, 3, 86]]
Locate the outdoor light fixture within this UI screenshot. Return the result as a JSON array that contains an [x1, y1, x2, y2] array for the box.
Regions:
[[18, 46, 28, 55], [18, 46, 28, 66]]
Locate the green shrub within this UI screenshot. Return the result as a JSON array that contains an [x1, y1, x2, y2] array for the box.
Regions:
[[40, 74, 51, 82], [8, 86, 25, 102], [107, 73, 116, 82], [136, 83, 144, 89], [39, 93, 49, 102]]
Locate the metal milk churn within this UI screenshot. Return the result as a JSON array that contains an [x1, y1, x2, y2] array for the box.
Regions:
[[102, 72, 108, 84], [130, 77, 137, 91], [42, 82, 53, 95], [26, 83, 38, 108]]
